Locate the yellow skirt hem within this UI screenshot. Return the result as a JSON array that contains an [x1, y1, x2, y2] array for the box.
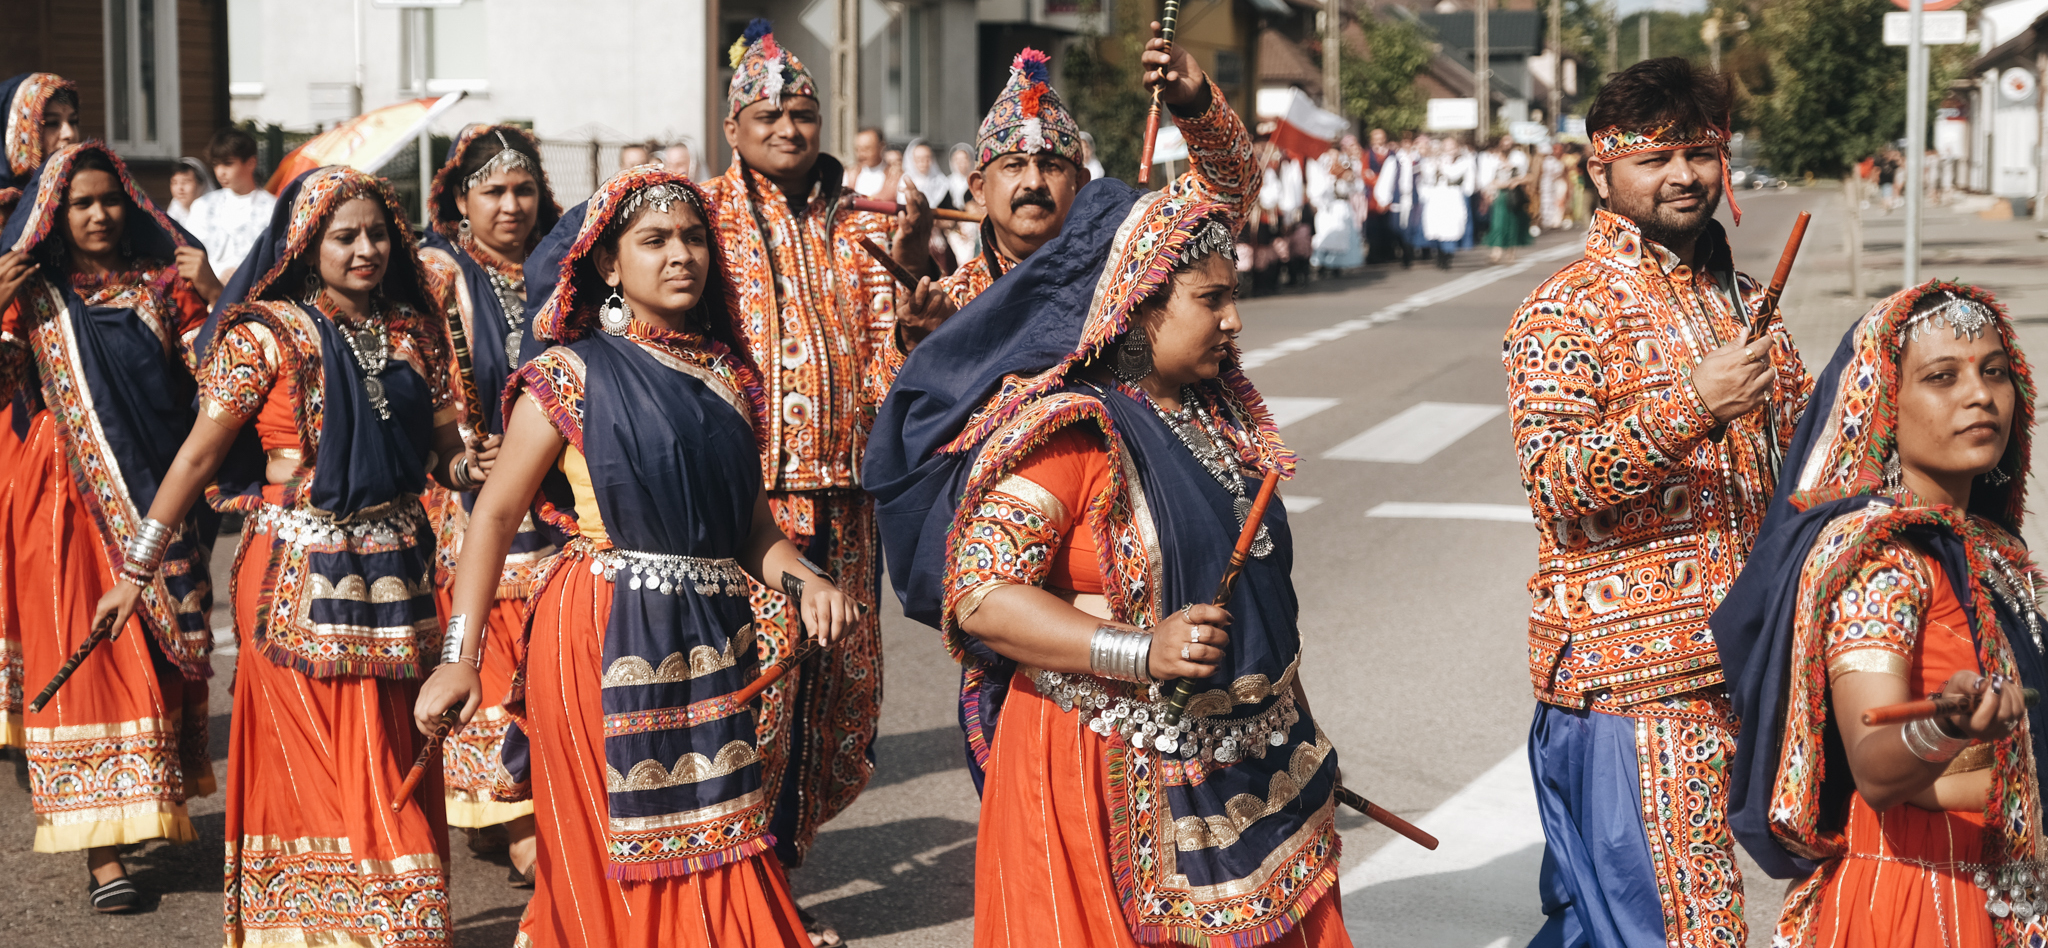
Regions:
[[34, 809, 196, 852], [445, 797, 534, 828]]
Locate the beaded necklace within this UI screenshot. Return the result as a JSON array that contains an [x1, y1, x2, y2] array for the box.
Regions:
[[459, 233, 529, 364], [327, 296, 392, 420], [1138, 384, 1273, 558]]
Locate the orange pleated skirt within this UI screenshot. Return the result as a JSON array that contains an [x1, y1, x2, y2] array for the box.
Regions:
[[221, 513, 452, 948], [1801, 792, 1996, 947], [2, 408, 209, 852], [975, 670, 1351, 948], [515, 550, 808, 948], [432, 586, 533, 828]]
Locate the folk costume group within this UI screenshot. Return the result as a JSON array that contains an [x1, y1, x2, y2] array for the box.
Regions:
[[4, 18, 2048, 948]]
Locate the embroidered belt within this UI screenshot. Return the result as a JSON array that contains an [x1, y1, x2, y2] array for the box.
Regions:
[[587, 548, 749, 597], [253, 498, 427, 546], [1026, 667, 1301, 766]]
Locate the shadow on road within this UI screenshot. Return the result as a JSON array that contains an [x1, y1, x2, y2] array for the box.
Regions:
[[868, 725, 967, 791], [453, 903, 526, 947], [791, 816, 978, 940]]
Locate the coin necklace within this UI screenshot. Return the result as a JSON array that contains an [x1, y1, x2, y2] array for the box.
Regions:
[[336, 305, 392, 420], [461, 234, 528, 365], [1145, 385, 1273, 558]]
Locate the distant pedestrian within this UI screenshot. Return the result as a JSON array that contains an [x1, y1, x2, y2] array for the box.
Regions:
[[166, 156, 213, 223], [183, 126, 276, 279], [847, 126, 888, 196], [617, 141, 654, 170], [1502, 57, 1814, 948], [1419, 136, 1474, 268]]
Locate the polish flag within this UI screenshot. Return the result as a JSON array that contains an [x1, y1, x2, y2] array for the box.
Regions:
[[1256, 87, 1349, 160]]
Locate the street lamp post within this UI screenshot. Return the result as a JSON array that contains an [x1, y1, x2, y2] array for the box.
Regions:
[[1476, 0, 1490, 139], [1904, 0, 1926, 285], [1324, 0, 1343, 117]]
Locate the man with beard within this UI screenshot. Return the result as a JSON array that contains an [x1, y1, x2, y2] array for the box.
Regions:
[[1500, 57, 1812, 948], [894, 42, 1252, 344], [705, 21, 931, 946]]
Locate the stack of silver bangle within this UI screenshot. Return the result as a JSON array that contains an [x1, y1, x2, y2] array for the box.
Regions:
[[120, 518, 173, 585], [440, 614, 485, 669], [1902, 716, 1971, 763], [1089, 625, 1154, 684]]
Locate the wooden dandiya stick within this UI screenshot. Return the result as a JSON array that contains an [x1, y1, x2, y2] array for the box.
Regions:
[[1160, 471, 1279, 726], [1136, 0, 1184, 187], [441, 291, 487, 441], [28, 612, 120, 713], [1862, 687, 2040, 727], [846, 197, 983, 223], [390, 706, 463, 813], [732, 638, 824, 706], [1745, 210, 1812, 345], [1334, 786, 1440, 851], [857, 235, 922, 290]]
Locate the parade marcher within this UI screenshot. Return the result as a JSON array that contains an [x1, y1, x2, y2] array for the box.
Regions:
[[93, 165, 484, 947], [0, 142, 219, 913], [1716, 282, 2048, 947], [1307, 146, 1363, 274], [865, 29, 1348, 947], [0, 72, 79, 227], [1371, 131, 1418, 268], [1538, 143, 1569, 231], [1419, 136, 1473, 269], [1502, 57, 1811, 946], [416, 123, 564, 885], [708, 21, 926, 943], [414, 166, 858, 948], [1482, 141, 1533, 264]]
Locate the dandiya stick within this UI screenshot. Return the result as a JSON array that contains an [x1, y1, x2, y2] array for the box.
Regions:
[[1334, 786, 1439, 850], [1136, 0, 1184, 187], [846, 197, 982, 223], [1160, 471, 1279, 726], [732, 638, 824, 706], [1862, 687, 2040, 727], [28, 612, 120, 713], [857, 236, 921, 290], [1746, 210, 1812, 345], [390, 706, 462, 813]]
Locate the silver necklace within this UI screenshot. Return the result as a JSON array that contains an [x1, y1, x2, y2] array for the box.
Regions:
[[1145, 386, 1272, 559], [336, 307, 392, 420], [463, 235, 528, 364]]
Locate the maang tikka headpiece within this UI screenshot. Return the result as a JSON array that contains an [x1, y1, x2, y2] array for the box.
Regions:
[[1900, 292, 1997, 345], [616, 182, 695, 223], [463, 131, 538, 193]]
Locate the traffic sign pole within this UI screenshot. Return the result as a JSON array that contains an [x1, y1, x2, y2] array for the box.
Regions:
[[1904, 0, 1925, 286]]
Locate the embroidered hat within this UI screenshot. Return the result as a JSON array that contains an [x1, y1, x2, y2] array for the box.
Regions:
[[727, 19, 819, 118], [1590, 119, 1741, 224], [974, 49, 1084, 170]]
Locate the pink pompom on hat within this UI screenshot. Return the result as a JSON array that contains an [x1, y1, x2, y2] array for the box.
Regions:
[[974, 49, 1085, 169], [727, 18, 819, 118]]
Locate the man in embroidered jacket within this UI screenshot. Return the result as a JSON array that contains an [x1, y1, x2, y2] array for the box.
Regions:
[[1500, 58, 1813, 947], [890, 44, 1256, 372], [704, 21, 926, 886]]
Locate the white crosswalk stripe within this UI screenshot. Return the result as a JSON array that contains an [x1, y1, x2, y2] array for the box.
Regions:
[[1364, 502, 1533, 523], [1325, 403, 1504, 463], [1263, 396, 1342, 429]]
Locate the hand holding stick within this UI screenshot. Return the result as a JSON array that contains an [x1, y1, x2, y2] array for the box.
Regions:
[[1863, 687, 2040, 726], [1334, 786, 1439, 850], [1160, 473, 1278, 728], [1136, 3, 1184, 187], [1746, 210, 1811, 345], [390, 706, 462, 813], [857, 236, 922, 290], [29, 612, 121, 713], [848, 197, 982, 224]]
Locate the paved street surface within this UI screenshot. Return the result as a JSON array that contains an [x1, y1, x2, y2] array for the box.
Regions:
[[12, 184, 2048, 946]]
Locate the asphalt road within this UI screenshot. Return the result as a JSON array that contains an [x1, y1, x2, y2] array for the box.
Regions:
[[0, 187, 1830, 946]]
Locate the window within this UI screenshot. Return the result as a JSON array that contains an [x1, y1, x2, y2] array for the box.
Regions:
[[105, 0, 181, 158], [227, 0, 263, 97], [401, 1, 490, 95], [883, 3, 929, 138]]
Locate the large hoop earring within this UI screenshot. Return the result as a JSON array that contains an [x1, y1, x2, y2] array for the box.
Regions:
[[303, 271, 323, 307], [1113, 328, 1153, 383], [458, 218, 472, 241], [599, 289, 631, 335]]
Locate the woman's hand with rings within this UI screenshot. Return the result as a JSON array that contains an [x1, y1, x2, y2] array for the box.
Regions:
[[1938, 670, 2027, 744], [1150, 603, 1232, 680]]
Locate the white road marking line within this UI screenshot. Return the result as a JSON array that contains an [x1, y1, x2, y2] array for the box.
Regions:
[[797, 878, 886, 908], [1324, 402, 1504, 463], [1281, 496, 1324, 514], [1340, 745, 1545, 895], [1240, 242, 1580, 370], [1365, 502, 1533, 523], [1263, 396, 1341, 428]]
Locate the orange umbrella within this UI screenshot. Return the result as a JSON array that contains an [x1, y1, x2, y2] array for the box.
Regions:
[[265, 92, 468, 194]]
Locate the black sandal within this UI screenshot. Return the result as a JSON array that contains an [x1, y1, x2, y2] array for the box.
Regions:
[[507, 862, 536, 889], [87, 873, 142, 914]]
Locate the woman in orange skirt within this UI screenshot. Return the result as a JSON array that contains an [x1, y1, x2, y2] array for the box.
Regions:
[[413, 167, 857, 947], [1720, 282, 2048, 947], [0, 141, 221, 912], [95, 165, 487, 947], [415, 123, 564, 882]]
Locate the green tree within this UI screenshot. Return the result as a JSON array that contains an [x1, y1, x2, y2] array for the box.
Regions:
[[1062, 1, 1154, 182], [1338, 12, 1433, 135], [1752, 0, 1904, 176]]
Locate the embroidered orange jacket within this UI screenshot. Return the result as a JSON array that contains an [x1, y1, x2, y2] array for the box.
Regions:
[[704, 157, 898, 492], [1502, 210, 1813, 709]]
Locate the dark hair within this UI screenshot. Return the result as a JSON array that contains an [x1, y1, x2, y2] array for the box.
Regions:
[[169, 164, 199, 180], [207, 127, 258, 165], [1585, 57, 1732, 137], [51, 149, 129, 265], [47, 87, 78, 115]]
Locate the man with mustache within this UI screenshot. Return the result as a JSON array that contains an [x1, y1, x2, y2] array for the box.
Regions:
[[894, 41, 1253, 344], [1500, 57, 1813, 947]]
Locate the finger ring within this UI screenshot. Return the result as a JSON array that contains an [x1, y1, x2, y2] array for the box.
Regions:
[[1191, 627, 1203, 644], [1181, 645, 1191, 660], [1182, 603, 1196, 623]]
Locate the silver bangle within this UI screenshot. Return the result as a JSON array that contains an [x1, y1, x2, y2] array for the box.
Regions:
[[1089, 625, 1153, 684], [1902, 716, 1970, 763], [121, 518, 174, 583], [440, 614, 483, 669]]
